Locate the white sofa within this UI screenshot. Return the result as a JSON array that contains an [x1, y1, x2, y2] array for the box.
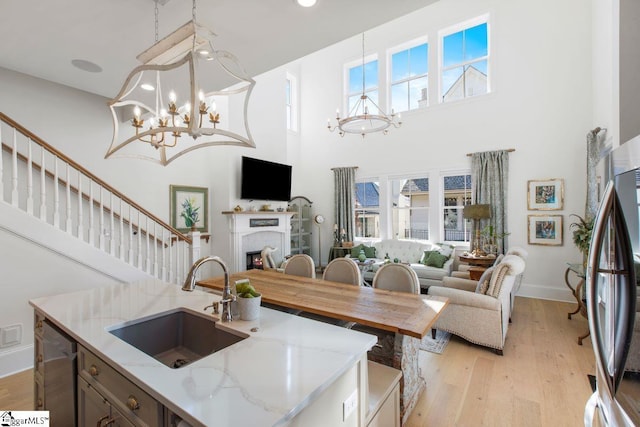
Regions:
[[352, 239, 454, 291]]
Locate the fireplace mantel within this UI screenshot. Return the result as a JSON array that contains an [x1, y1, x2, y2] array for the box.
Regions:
[[223, 211, 295, 272]]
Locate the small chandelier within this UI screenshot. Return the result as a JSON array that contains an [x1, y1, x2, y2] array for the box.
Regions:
[[328, 33, 402, 138], [106, 0, 255, 166]]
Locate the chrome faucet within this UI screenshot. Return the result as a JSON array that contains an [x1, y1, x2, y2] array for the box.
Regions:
[[182, 256, 236, 322]]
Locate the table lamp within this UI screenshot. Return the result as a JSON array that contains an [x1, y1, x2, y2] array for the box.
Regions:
[[463, 204, 491, 257]]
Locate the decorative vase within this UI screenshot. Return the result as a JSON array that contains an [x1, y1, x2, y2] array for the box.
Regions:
[[358, 249, 366, 262], [237, 294, 261, 321]]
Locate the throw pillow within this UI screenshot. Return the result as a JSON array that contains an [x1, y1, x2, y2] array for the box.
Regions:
[[435, 243, 455, 258], [486, 263, 510, 297], [364, 245, 376, 258], [351, 244, 365, 258], [424, 251, 448, 268], [475, 266, 495, 294], [421, 250, 437, 265]]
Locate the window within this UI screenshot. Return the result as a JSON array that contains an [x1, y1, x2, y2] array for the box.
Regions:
[[442, 173, 472, 242], [441, 20, 489, 102], [390, 41, 428, 112], [286, 73, 297, 131], [391, 176, 430, 240], [355, 180, 380, 238], [347, 57, 379, 115]]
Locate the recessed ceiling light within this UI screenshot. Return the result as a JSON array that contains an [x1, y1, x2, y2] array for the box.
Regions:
[[295, 0, 317, 7], [71, 59, 103, 73], [140, 83, 155, 91]]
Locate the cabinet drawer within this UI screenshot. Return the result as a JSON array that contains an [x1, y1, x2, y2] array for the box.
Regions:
[[78, 345, 162, 427]]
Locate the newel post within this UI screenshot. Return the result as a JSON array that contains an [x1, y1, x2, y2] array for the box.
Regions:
[[189, 230, 201, 265]]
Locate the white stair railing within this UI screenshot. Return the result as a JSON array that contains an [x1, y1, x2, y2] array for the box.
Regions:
[[0, 112, 194, 284]]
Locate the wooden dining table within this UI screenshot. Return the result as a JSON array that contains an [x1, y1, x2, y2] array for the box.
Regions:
[[197, 269, 448, 339]]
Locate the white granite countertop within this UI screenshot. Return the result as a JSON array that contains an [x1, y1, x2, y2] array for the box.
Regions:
[[30, 279, 377, 427]]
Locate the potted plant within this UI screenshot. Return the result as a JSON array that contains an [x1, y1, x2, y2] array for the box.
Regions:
[[570, 214, 594, 269], [235, 280, 262, 321]]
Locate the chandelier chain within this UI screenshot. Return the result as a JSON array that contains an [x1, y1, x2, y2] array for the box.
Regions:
[[192, 0, 197, 51], [154, 0, 159, 43], [361, 33, 365, 96]]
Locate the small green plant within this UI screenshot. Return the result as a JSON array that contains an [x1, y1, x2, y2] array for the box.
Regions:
[[180, 197, 200, 228], [570, 214, 594, 255]]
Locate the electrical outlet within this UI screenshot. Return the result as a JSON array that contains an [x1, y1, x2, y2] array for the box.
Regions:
[[0, 324, 22, 348], [342, 389, 358, 421]]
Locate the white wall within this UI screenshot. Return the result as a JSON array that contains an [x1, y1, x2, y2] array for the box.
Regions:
[[292, 0, 596, 301]]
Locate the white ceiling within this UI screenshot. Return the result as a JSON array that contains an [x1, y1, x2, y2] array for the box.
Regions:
[[0, 0, 438, 99]]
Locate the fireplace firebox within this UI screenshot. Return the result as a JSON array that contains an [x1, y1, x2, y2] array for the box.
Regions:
[[246, 251, 263, 270]]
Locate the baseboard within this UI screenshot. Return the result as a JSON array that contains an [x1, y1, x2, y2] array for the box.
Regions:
[[515, 282, 575, 303], [0, 344, 33, 378]]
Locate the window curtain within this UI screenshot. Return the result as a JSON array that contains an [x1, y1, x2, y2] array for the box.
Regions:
[[333, 167, 357, 242], [471, 150, 510, 254]]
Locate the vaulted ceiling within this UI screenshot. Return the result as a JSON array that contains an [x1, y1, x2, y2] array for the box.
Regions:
[[0, 0, 438, 98]]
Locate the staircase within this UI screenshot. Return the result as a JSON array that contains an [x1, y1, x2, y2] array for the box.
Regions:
[[0, 112, 195, 284]]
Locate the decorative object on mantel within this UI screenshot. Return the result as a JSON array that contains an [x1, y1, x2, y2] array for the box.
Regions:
[[233, 205, 243, 212], [105, 0, 256, 166], [170, 185, 208, 233], [327, 33, 401, 138]]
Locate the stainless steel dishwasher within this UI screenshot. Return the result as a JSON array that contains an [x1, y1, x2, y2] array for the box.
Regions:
[[43, 319, 77, 426]]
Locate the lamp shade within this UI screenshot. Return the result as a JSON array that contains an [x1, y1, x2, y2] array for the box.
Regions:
[[463, 204, 491, 220]]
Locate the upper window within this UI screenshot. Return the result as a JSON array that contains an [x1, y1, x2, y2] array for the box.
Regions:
[[441, 20, 489, 103], [390, 41, 428, 112], [347, 57, 379, 115], [355, 180, 380, 239], [391, 176, 430, 241], [286, 73, 298, 131], [442, 173, 472, 243]]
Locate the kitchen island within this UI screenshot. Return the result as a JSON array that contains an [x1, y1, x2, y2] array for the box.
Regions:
[[199, 269, 449, 423], [30, 279, 378, 427]]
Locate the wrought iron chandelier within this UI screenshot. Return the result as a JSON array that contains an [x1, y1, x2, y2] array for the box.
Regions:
[[328, 33, 402, 138], [106, 0, 255, 166]]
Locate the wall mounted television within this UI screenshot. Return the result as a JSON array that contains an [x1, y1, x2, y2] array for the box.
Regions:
[[240, 156, 292, 201]]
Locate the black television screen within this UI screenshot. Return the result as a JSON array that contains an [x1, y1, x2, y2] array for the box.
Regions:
[[241, 156, 292, 201]]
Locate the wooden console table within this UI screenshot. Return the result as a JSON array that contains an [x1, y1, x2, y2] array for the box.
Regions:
[[565, 263, 590, 345], [459, 254, 496, 267], [198, 269, 448, 423]]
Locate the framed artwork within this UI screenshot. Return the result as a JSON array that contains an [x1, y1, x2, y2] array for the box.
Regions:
[[170, 185, 208, 233], [527, 178, 564, 210], [528, 214, 563, 246]]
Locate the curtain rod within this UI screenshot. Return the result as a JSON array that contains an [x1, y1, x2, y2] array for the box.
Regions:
[[330, 166, 359, 170], [466, 148, 515, 157]]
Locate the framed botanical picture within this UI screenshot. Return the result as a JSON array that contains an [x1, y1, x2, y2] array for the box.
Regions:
[[528, 214, 563, 246], [170, 185, 208, 233], [527, 178, 564, 210]]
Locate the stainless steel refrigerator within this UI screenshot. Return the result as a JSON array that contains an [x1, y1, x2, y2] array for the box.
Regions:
[[585, 135, 640, 426]]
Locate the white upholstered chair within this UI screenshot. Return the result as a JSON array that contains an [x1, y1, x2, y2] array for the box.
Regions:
[[372, 263, 420, 294], [283, 254, 316, 278], [428, 254, 526, 355], [323, 257, 362, 286]]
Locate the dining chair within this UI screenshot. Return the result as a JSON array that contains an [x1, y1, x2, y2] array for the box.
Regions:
[[372, 263, 420, 294], [322, 257, 362, 286], [283, 254, 316, 278]]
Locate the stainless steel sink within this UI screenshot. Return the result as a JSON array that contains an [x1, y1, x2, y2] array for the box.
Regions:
[[109, 308, 246, 369]]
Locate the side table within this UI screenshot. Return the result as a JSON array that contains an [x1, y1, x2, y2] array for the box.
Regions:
[[468, 266, 487, 281], [565, 262, 589, 345], [458, 254, 496, 268]]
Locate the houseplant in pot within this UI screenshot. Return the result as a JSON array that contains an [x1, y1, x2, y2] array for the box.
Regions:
[[235, 280, 262, 321]]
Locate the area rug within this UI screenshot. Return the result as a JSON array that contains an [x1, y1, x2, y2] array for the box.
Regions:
[[420, 330, 451, 354]]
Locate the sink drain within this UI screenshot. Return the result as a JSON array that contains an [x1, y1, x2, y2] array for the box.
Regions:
[[172, 358, 190, 368]]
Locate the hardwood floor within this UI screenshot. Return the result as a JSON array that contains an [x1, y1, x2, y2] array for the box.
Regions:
[[0, 297, 595, 426], [406, 296, 595, 427]]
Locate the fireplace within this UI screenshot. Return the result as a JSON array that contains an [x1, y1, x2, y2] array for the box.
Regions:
[[246, 250, 264, 270]]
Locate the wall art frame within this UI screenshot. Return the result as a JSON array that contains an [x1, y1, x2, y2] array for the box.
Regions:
[[527, 178, 564, 210], [527, 214, 563, 246], [170, 185, 209, 233]]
